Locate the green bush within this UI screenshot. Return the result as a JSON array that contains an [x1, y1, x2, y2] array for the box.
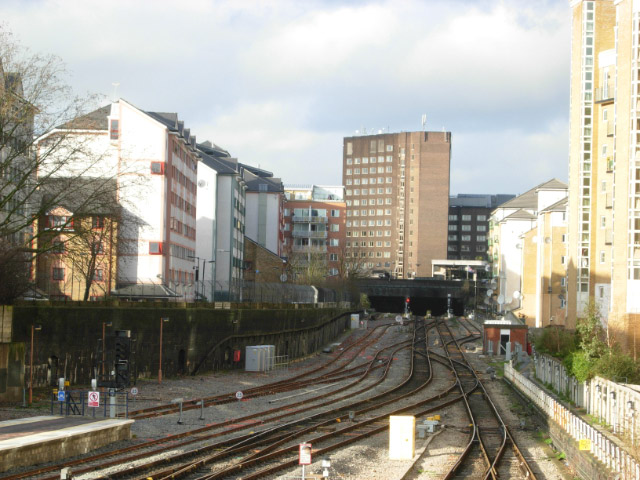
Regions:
[[594, 350, 640, 384], [533, 327, 577, 358], [564, 351, 596, 382]]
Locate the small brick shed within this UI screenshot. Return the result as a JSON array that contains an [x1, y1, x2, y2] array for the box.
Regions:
[[483, 316, 528, 355]]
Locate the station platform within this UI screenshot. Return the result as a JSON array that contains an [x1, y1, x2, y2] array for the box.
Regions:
[[0, 415, 133, 472]]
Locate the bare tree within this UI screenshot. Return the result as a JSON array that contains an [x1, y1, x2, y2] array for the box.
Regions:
[[0, 28, 146, 302], [336, 243, 372, 279]]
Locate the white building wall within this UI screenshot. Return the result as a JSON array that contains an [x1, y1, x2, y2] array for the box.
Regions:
[[215, 176, 233, 294], [195, 162, 218, 300], [245, 192, 281, 254], [500, 218, 536, 310]]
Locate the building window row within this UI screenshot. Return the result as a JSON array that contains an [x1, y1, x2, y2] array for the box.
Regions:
[[345, 187, 393, 196], [170, 192, 197, 218]]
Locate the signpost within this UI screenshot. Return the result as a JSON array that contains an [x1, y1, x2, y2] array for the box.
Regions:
[[57, 390, 65, 402], [579, 439, 592, 451], [235, 391, 244, 401], [299, 443, 312, 479], [88, 391, 100, 408]]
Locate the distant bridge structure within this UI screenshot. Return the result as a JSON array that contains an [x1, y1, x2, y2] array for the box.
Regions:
[[356, 278, 469, 316]]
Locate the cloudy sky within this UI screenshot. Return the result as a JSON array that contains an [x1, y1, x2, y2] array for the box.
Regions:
[[1, 0, 570, 195]]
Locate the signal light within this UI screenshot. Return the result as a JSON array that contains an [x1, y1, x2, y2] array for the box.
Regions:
[[405, 297, 410, 304]]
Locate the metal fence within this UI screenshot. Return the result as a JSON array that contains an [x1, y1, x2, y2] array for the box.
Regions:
[[505, 362, 640, 479], [533, 353, 586, 407], [50, 389, 129, 418]]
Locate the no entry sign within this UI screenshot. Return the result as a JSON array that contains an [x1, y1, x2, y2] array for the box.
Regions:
[[88, 391, 100, 408], [299, 443, 312, 465]]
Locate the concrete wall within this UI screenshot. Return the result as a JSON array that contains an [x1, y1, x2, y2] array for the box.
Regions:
[[8, 303, 350, 387]]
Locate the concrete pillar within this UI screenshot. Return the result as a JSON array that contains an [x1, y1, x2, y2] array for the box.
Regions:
[[505, 342, 512, 361]]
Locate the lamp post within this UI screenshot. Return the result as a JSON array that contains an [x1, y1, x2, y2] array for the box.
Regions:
[[29, 325, 42, 405], [102, 321, 113, 376], [158, 317, 170, 384]]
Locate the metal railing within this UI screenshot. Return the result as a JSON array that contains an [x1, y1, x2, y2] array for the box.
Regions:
[[292, 215, 328, 223], [506, 362, 640, 479], [292, 230, 328, 238], [50, 389, 129, 418]]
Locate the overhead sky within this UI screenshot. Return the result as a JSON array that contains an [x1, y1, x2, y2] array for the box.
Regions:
[[1, 0, 569, 196]]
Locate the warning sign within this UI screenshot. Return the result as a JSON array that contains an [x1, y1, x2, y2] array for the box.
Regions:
[[88, 391, 100, 408], [299, 443, 312, 465], [579, 439, 592, 451]]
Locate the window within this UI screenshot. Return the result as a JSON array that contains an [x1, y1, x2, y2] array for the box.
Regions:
[[600, 251, 605, 263], [461, 245, 470, 252], [462, 215, 471, 221], [477, 215, 486, 221], [330, 224, 339, 232], [92, 216, 104, 229], [346, 158, 352, 165], [109, 119, 119, 140], [476, 235, 486, 242], [330, 238, 339, 246], [386, 177, 392, 183], [461, 235, 471, 241], [284, 223, 290, 231], [448, 235, 457, 241], [346, 179, 352, 185], [603, 109, 608, 121], [386, 166, 393, 173], [448, 246, 457, 251], [346, 142, 353, 155], [354, 168, 360, 174], [601, 216, 606, 228], [329, 268, 339, 276], [461, 225, 471, 231], [149, 241, 163, 254], [386, 145, 393, 152], [561, 277, 567, 287], [448, 225, 457, 231], [476, 245, 486, 252], [355, 158, 361, 164], [448, 215, 458, 221], [346, 169, 352, 175], [94, 268, 104, 281], [330, 253, 338, 261], [477, 225, 487, 232], [52, 239, 65, 254], [52, 267, 65, 281], [561, 255, 567, 265], [92, 242, 105, 255], [151, 162, 165, 175], [362, 168, 368, 174], [602, 145, 608, 157]]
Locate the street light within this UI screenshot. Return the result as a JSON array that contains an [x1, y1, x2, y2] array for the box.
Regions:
[[102, 321, 113, 376], [29, 324, 42, 405], [158, 317, 170, 384]]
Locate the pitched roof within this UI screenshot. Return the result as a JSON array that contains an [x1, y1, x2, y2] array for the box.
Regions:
[[59, 105, 111, 130], [198, 148, 238, 175], [541, 196, 568, 213], [243, 170, 283, 193], [497, 178, 567, 210], [502, 209, 537, 221], [40, 177, 119, 215]]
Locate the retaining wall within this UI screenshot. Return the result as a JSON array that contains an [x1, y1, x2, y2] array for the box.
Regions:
[[8, 303, 351, 388]]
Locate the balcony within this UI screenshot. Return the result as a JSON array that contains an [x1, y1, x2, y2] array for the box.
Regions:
[[292, 245, 327, 253], [606, 157, 614, 172], [605, 228, 613, 245], [605, 192, 613, 209], [595, 84, 614, 103], [292, 215, 328, 223], [292, 230, 327, 239]]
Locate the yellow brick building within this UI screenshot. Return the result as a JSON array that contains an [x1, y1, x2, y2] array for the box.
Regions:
[[567, 0, 640, 348]]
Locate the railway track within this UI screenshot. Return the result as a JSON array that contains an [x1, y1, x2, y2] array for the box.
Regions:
[[436, 319, 537, 480], [1, 315, 543, 480], [3, 320, 423, 480], [126, 319, 401, 420]]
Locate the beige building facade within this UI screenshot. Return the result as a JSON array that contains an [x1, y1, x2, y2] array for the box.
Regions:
[[342, 131, 451, 279], [567, 1, 640, 346]]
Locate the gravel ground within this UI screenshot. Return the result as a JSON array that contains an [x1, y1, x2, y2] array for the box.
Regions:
[[0, 317, 576, 479]]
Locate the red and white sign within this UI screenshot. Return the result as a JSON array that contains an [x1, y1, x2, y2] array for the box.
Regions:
[[88, 391, 100, 408], [299, 443, 312, 465]]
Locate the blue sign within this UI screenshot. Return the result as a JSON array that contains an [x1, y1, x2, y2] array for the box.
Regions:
[[57, 390, 65, 402]]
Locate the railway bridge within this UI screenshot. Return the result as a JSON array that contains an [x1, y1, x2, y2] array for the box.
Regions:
[[356, 278, 470, 316]]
